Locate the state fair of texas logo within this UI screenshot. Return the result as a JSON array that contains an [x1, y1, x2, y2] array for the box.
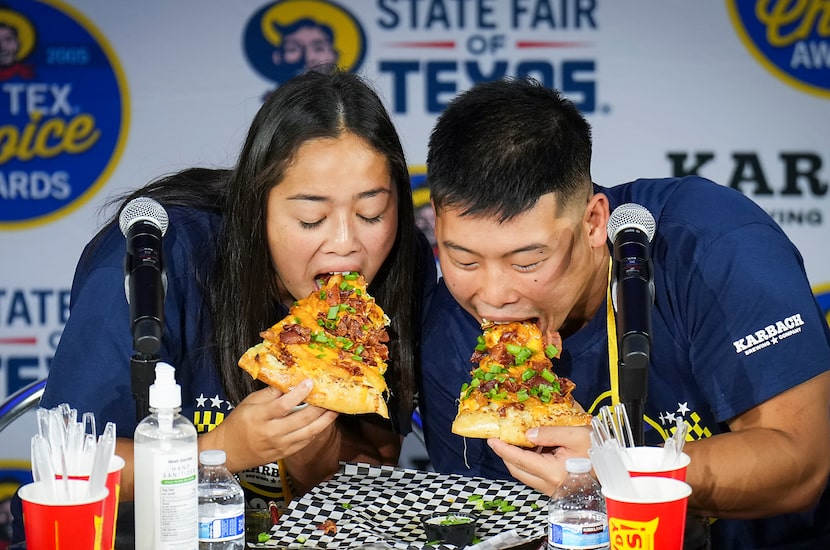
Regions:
[[727, 0, 830, 98], [0, 0, 128, 229]]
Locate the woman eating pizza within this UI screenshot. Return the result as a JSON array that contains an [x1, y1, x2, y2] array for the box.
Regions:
[[27, 68, 437, 528]]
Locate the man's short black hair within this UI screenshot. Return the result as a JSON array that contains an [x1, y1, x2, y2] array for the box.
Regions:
[[427, 77, 593, 221]]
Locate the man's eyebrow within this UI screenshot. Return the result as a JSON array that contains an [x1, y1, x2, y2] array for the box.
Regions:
[[442, 240, 476, 255], [442, 241, 547, 257], [509, 243, 548, 255]]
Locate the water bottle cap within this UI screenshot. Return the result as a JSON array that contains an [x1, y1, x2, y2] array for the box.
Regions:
[[148, 362, 181, 408], [565, 457, 592, 474], [200, 449, 227, 466]]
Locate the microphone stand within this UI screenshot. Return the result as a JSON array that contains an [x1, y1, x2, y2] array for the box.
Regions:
[[129, 315, 163, 422], [130, 309, 164, 423], [132, 353, 159, 422], [619, 352, 648, 446]]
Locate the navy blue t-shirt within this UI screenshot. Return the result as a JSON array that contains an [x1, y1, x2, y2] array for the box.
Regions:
[[419, 177, 830, 548], [41, 207, 228, 440], [11, 207, 242, 542], [30, 205, 436, 528]]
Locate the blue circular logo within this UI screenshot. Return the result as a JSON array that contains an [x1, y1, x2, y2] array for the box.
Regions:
[[0, 0, 128, 229], [728, 0, 830, 97], [243, 0, 366, 86]]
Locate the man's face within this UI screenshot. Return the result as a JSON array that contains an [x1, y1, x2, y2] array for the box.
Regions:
[[434, 192, 606, 337], [0, 27, 20, 66], [282, 26, 337, 69]]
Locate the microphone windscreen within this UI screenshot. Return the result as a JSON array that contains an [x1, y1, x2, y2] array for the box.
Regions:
[[607, 203, 656, 243], [119, 197, 169, 237]]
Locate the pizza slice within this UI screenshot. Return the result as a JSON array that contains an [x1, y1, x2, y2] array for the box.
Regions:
[[238, 272, 390, 418], [451, 320, 592, 447]]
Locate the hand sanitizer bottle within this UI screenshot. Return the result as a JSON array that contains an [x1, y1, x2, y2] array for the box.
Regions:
[[134, 362, 199, 549]]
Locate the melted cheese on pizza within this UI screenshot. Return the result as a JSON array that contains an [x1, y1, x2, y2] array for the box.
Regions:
[[238, 272, 391, 417], [263, 272, 389, 378], [458, 321, 576, 416]]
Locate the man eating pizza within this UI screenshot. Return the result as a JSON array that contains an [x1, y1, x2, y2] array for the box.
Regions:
[[418, 78, 830, 548]]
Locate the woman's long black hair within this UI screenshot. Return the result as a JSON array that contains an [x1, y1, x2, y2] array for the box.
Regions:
[[215, 69, 418, 423]]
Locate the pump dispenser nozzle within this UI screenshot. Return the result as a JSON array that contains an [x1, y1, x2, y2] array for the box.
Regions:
[[148, 362, 181, 409]]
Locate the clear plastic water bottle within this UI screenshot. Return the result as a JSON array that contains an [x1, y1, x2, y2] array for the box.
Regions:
[[548, 457, 610, 550], [198, 449, 245, 549]]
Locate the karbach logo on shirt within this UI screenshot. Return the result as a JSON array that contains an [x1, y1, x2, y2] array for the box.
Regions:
[[733, 313, 806, 355], [0, 0, 128, 228], [727, 0, 830, 98]]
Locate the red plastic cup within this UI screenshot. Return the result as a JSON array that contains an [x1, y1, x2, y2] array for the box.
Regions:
[[602, 476, 692, 550], [622, 446, 690, 481], [19, 478, 108, 550], [58, 454, 125, 550]]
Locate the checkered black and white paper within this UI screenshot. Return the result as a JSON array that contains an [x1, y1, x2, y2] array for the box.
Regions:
[[258, 462, 548, 549]]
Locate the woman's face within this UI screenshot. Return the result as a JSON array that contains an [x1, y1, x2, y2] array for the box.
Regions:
[[266, 132, 399, 305]]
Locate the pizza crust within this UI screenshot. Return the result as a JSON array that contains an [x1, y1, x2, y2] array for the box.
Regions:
[[239, 342, 390, 418], [237, 273, 391, 419], [452, 402, 592, 447]]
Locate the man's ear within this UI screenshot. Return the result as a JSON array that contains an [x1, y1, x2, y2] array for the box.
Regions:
[[584, 193, 610, 248]]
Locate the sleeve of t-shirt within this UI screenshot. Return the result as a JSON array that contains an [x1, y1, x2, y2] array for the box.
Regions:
[[40, 242, 139, 438], [680, 222, 830, 422], [418, 281, 513, 480], [40, 219, 199, 438]]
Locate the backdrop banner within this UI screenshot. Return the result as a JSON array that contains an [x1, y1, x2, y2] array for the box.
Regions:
[[2, 0, 829, 457]]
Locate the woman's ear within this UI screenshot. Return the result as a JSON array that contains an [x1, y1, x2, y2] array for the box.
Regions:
[[584, 192, 610, 248]]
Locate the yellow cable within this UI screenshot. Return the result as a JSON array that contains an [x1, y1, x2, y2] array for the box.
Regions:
[[606, 257, 620, 405]]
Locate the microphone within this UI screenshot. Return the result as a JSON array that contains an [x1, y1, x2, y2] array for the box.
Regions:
[[119, 197, 169, 356], [607, 203, 656, 445]]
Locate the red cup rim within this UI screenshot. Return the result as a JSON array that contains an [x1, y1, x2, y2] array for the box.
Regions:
[[623, 447, 691, 474], [19, 480, 108, 506], [602, 476, 692, 504]]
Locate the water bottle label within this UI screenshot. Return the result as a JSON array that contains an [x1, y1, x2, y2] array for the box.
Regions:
[[198, 512, 245, 541], [548, 517, 609, 549]]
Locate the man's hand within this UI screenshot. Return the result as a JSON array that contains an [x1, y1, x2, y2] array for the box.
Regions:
[[488, 425, 592, 495]]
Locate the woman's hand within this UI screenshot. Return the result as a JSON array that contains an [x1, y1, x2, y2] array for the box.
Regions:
[[488, 425, 592, 496], [199, 379, 338, 473]]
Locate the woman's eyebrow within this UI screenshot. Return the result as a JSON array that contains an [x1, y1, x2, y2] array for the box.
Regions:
[[286, 187, 391, 202]]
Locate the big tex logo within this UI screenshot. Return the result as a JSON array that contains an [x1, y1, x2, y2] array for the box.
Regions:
[[243, 0, 366, 88], [0, 0, 128, 229], [728, 0, 830, 98]]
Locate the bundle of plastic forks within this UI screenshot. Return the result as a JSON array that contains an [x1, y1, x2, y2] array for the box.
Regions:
[[30, 403, 116, 500], [662, 416, 689, 467], [588, 413, 637, 497], [597, 403, 636, 451]]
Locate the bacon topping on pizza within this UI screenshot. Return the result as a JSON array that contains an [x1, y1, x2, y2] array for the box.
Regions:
[[452, 321, 591, 447], [238, 272, 391, 418]]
